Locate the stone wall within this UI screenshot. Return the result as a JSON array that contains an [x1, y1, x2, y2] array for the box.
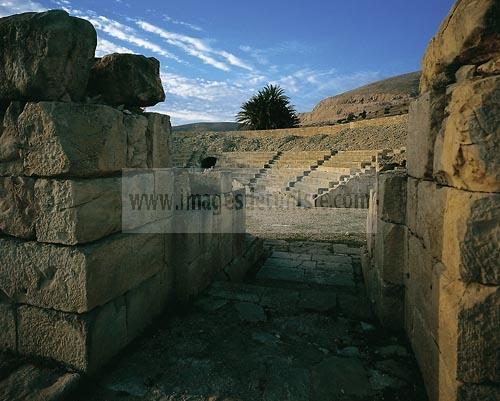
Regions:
[[0, 10, 257, 374], [181, 114, 407, 138], [362, 1, 499, 400]]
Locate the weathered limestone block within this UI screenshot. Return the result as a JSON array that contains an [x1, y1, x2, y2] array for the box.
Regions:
[[458, 383, 500, 401], [377, 170, 407, 224], [366, 189, 377, 258], [0, 10, 97, 102], [125, 269, 172, 340], [407, 91, 445, 179], [406, 177, 418, 231], [420, 0, 500, 92], [405, 233, 441, 340], [0, 176, 36, 239], [0, 102, 25, 176], [17, 299, 127, 373], [405, 301, 457, 401], [86, 54, 165, 107], [455, 284, 499, 383], [144, 112, 171, 168], [375, 219, 407, 285], [125, 113, 149, 168], [19, 102, 126, 177], [374, 281, 404, 330], [434, 76, 500, 192], [415, 180, 448, 260], [0, 233, 165, 313], [0, 302, 16, 351], [442, 188, 499, 284], [35, 177, 122, 245]]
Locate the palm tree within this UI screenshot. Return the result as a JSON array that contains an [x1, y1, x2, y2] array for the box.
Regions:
[[236, 84, 300, 130]]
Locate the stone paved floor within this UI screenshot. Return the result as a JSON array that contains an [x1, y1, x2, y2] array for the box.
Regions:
[[68, 239, 427, 401]]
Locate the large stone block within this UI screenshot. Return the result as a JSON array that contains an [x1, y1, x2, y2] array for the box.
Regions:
[[415, 180, 448, 260], [455, 284, 499, 383], [125, 113, 149, 168], [0, 10, 96, 102], [377, 170, 407, 224], [0, 176, 36, 239], [125, 270, 172, 340], [0, 302, 16, 352], [434, 76, 500, 192], [405, 302, 457, 401], [420, 0, 500, 92], [19, 102, 126, 177], [375, 219, 407, 285], [407, 91, 445, 179], [17, 299, 127, 373], [144, 112, 171, 168], [366, 189, 377, 258], [86, 54, 165, 107], [442, 188, 499, 284], [35, 177, 122, 245], [374, 281, 404, 330], [0, 101, 25, 175], [0, 233, 165, 313], [406, 177, 418, 231], [406, 233, 441, 339]]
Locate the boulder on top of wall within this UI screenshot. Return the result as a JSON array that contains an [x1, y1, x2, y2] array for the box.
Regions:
[[420, 0, 500, 92], [0, 10, 97, 102], [433, 75, 500, 193], [86, 54, 166, 107]]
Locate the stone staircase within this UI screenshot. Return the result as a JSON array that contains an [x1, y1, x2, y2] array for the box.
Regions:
[[286, 150, 382, 207], [216, 151, 280, 187], [251, 151, 335, 196]]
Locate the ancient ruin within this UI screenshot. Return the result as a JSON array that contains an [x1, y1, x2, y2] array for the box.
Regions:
[[0, 1, 498, 400]]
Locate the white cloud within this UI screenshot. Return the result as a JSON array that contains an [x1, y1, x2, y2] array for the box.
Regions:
[[96, 37, 134, 56], [0, 0, 46, 16], [137, 20, 254, 72], [163, 15, 203, 32]]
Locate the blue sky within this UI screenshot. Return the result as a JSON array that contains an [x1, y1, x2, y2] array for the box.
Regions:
[[1, 0, 455, 125]]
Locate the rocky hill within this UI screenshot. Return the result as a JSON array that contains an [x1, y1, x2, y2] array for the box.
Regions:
[[300, 72, 421, 125], [173, 121, 241, 133]]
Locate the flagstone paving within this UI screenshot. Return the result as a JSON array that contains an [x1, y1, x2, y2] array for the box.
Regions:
[[68, 239, 428, 401]]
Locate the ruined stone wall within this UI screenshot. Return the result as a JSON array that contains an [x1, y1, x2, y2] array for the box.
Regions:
[[183, 115, 408, 138], [362, 1, 499, 400], [0, 10, 256, 374]]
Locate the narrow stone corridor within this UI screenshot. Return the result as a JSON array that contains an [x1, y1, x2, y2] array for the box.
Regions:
[[70, 240, 428, 401]]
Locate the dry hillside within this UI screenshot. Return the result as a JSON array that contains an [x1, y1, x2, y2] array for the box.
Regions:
[[300, 71, 420, 125]]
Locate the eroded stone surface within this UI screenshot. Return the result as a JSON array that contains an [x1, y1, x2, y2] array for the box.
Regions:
[[0, 10, 96, 102], [35, 177, 122, 245], [86, 54, 165, 107], [0, 176, 36, 239], [434, 76, 500, 192], [0, 233, 165, 313], [19, 102, 126, 177]]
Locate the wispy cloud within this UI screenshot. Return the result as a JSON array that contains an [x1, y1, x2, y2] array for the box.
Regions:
[[163, 15, 203, 32], [73, 12, 183, 62], [137, 20, 254, 72], [96, 37, 134, 56], [0, 0, 46, 16]]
